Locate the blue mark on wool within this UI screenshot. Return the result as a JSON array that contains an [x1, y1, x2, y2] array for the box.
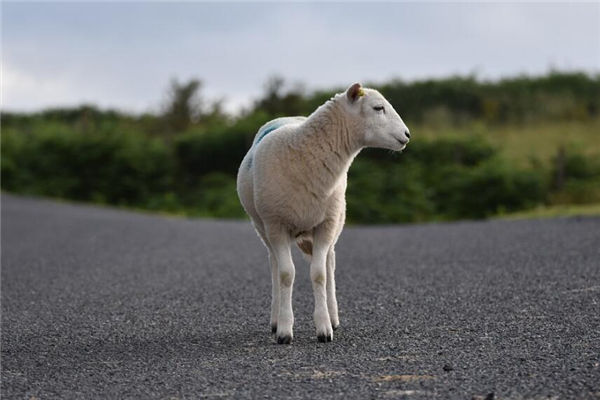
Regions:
[[255, 125, 280, 144], [247, 117, 306, 170], [253, 117, 307, 147]]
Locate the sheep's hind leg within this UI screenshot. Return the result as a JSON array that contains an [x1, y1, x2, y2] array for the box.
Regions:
[[265, 225, 295, 344], [253, 221, 279, 334], [268, 250, 279, 333]]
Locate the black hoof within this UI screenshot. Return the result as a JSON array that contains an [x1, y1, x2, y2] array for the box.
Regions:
[[332, 324, 339, 331], [271, 325, 277, 334], [277, 335, 292, 344], [317, 334, 332, 343]]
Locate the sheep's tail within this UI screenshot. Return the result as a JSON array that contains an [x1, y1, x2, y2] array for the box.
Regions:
[[295, 232, 313, 261]]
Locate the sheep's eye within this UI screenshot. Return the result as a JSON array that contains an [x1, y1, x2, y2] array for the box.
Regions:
[[373, 106, 385, 113]]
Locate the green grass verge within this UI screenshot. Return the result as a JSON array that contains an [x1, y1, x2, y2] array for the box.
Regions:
[[414, 117, 600, 167], [496, 203, 600, 220]]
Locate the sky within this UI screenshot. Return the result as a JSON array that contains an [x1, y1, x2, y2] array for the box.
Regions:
[[2, 1, 599, 114]]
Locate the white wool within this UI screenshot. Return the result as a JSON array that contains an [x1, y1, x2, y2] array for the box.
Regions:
[[236, 83, 410, 343]]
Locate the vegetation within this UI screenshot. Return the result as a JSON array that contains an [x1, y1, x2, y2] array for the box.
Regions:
[[2, 72, 599, 223]]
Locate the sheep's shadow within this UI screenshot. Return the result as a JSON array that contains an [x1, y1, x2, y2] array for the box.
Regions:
[[5, 324, 279, 373], [67, 322, 346, 365], [84, 327, 275, 362]]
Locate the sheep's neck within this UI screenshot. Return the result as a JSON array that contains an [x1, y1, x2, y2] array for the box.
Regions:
[[291, 101, 363, 194]]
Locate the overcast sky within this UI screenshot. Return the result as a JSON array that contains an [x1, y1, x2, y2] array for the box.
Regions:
[[2, 1, 599, 114]]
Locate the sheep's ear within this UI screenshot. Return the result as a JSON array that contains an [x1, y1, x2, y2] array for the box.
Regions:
[[346, 83, 364, 103]]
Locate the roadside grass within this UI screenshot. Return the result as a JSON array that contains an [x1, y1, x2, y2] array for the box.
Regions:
[[413, 117, 600, 167], [496, 203, 600, 220]]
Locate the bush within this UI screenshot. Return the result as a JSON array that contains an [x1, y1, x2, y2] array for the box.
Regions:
[[2, 129, 172, 205], [433, 159, 547, 219], [550, 147, 600, 205], [347, 159, 434, 223], [174, 112, 270, 182], [195, 172, 246, 218], [348, 136, 547, 222], [3, 72, 599, 224]]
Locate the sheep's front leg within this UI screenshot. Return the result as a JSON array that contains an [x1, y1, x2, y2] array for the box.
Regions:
[[326, 248, 339, 330], [312, 225, 335, 342], [266, 227, 295, 344]]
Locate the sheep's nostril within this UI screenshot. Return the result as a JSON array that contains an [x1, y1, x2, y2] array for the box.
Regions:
[[405, 130, 411, 139]]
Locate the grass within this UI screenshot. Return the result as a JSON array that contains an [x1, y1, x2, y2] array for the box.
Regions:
[[413, 117, 600, 167], [496, 203, 600, 220]]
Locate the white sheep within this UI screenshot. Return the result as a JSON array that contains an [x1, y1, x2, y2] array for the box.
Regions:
[[236, 83, 410, 344]]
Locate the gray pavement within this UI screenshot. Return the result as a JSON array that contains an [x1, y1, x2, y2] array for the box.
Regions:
[[2, 194, 599, 399]]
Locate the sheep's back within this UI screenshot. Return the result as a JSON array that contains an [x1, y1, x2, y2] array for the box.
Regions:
[[252, 116, 307, 147]]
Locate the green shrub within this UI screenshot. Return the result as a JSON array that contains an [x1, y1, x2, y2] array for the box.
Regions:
[[174, 112, 270, 181], [348, 136, 547, 222], [347, 159, 434, 223], [549, 148, 600, 204], [3, 72, 599, 224], [433, 160, 547, 219], [550, 180, 600, 205], [196, 172, 246, 218], [2, 129, 172, 205]]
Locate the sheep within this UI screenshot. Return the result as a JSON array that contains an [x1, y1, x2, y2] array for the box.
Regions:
[[236, 83, 410, 344]]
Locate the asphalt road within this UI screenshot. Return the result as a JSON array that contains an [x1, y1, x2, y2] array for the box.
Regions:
[[2, 194, 599, 399]]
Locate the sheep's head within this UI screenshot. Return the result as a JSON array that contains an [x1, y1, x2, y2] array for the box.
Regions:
[[344, 83, 410, 151]]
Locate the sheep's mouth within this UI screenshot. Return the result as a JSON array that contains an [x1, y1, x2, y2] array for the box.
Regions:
[[396, 138, 409, 147]]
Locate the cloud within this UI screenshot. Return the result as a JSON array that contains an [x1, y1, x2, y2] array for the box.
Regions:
[[2, 2, 598, 113], [2, 62, 74, 110]]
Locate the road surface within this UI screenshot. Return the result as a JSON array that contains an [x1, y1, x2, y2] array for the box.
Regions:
[[2, 194, 599, 399]]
